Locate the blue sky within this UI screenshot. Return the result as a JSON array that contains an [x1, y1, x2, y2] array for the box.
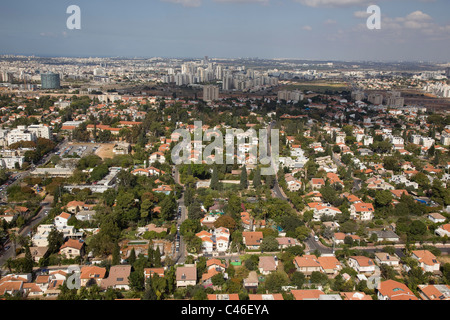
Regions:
[[0, 0, 449, 61]]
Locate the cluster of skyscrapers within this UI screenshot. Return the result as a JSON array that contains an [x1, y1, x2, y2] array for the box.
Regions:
[[162, 59, 278, 91]]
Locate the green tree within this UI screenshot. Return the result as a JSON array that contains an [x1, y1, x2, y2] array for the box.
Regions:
[[253, 167, 261, 188], [260, 236, 279, 252], [290, 271, 306, 288], [160, 194, 177, 221], [128, 269, 145, 292], [210, 166, 220, 190], [112, 242, 121, 265], [154, 247, 162, 268], [47, 228, 64, 255], [211, 273, 226, 287], [264, 271, 289, 293], [128, 248, 136, 266], [23, 245, 34, 273], [240, 165, 248, 190]]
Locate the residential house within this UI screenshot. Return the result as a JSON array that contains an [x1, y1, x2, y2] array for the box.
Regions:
[[377, 280, 418, 300], [427, 212, 446, 224], [310, 178, 325, 190], [411, 250, 440, 273], [374, 252, 400, 268], [242, 231, 263, 250], [348, 256, 376, 274], [80, 266, 106, 287], [65, 201, 94, 214], [23, 283, 43, 297], [34, 275, 50, 292], [196, 230, 214, 253], [258, 256, 278, 275], [207, 294, 240, 300], [54, 212, 71, 228], [317, 256, 342, 276], [326, 172, 344, 188], [215, 227, 230, 253], [308, 203, 341, 221], [28, 246, 48, 263], [206, 259, 226, 272], [243, 271, 259, 291], [176, 265, 197, 288], [144, 268, 165, 280], [0, 281, 24, 296], [291, 289, 324, 300], [368, 230, 400, 243], [350, 202, 375, 221], [59, 239, 85, 259], [293, 255, 323, 275], [149, 152, 166, 164], [418, 284, 450, 300], [285, 173, 302, 192], [240, 211, 253, 231], [201, 268, 221, 287], [276, 237, 299, 249], [100, 265, 132, 290], [340, 292, 373, 300], [435, 224, 450, 237], [152, 185, 172, 195], [248, 294, 284, 300]]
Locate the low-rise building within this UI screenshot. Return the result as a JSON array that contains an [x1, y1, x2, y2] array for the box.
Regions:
[[176, 265, 197, 288], [377, 280, 418, 300], [411, 250, 440, 273]]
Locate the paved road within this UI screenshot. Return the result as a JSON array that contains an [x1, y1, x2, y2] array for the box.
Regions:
[[305, 235, 334, 256], [0, 139, 66, 270], [0, 201, 52, 270]]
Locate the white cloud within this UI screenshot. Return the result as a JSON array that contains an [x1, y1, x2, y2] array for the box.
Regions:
[[353, 10, 370, 18], [302, 25, 313, 31], [214, 0, 269, 4], [294, 0, 369, 8], [162, 0, 202, 7], [162, 0, 270, 6]]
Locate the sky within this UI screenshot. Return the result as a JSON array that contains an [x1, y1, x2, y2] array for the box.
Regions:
[[0, 0, 449, 62]]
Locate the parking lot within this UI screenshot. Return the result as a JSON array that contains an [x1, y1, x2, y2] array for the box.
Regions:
[[57, 143, 101, 158]]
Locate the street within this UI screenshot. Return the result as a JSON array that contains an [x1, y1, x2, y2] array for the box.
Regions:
[[0, 138, 67, 271], [0, 200, 52, 271]]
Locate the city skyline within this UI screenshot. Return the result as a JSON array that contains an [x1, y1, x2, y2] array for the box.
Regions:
[[0, 0, 449, 62]]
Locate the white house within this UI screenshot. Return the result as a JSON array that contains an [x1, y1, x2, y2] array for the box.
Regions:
[[214, 227, 230, 253], [196, 230, 214, 253], [350, 203, 375, 221], [411, 250, 440, 273], [435, 224, 450, 237], [427, 213, 446, 224], [374, 252, 400, 268], [54, 212, 71, 228], [348, 256, 376, 274]]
